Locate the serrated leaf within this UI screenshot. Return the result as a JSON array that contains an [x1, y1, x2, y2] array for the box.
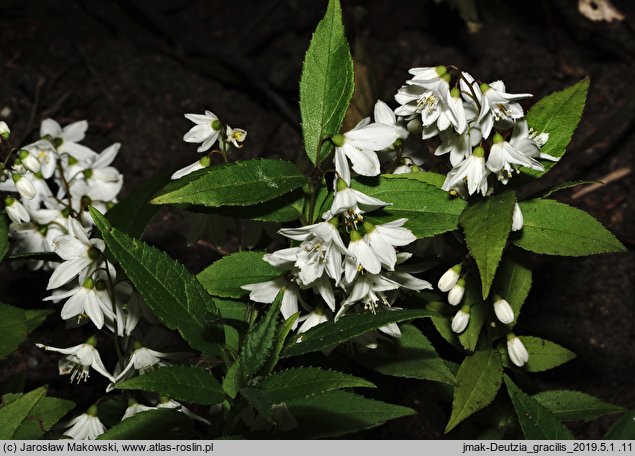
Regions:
[[0, 214, 8, 261], [262, 312, 299, 375], [525, 78, 589, 176], [446, 349, 503, 432], [533, 390, 623, 422], [514, 199, 625, 256], [354, 324, 455, 384], [13, 396, 75, 439], [427, 301, 462, 349], [197, 251, 282, 299], [240, 387, 274, 420], [116, 366, 224, 405], [222, 360, 243, 400], [385, 171, 445, 188], [541, 180, 600, 198], [0, 386, 47, 439], [504, 375, 574, 439], [258, 367, 374, 402], [460, 191, 516, 298], [97, 409, 195, 440], [352, 176, 466, 238], [300, 0, 354, 165], [494, 256, 532, 327], [239, 292, 282, 377], [281, 309, 436, 358], [605, 410, 635, 439], [107, 170, 172, 238], [0, 302, 28, 360], [210, 189, 304, 223], [518, 336, 575, 372], [285, 391, 415, 438], [151, 160, 307, 207], [90, 208, 220, 355]]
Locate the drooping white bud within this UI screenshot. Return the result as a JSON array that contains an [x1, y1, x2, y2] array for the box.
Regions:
[[4, 196, 30, 223], [511, 202, 523, 231], [451, 306, 470, 333], [12, 173, 36, 200], [493, 296, 514, 324], [506, 333, 529, 367], [0, 121, 10, 140], [438, 264, 461, 292], [447, 278, 465, 306], [19, 149, 42, 174]]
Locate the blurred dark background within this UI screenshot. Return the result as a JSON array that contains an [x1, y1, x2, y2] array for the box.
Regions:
[[1, 0, 634, 438]]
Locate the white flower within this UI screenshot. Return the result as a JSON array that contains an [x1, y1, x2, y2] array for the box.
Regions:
[[346, 229, 382, 278], [510, 119, 558, 162], [36, 338, 115, 382], [512, 202, 524, 232], [46, 277, 115, 329], [442, 146, 490, 196], [297, 306, 329, 334], [507, 334, 529, 367], [447, 278, 465, 306], [23, 140, 58, 178], [40, 118, 94, 158], [322, 178, 389, 219], [68, 143, 124, 203], [171, 156, 211, 180], [407, 65, 448, 85], [438, 264, 461, 292], [395, 82, 454, 135], [112, 344, 182, 384], [486, 133, 543, 183], [4, 196, 30, 223], [47, 218, 105, 289], [363, 219, 416, 271], [337, 272, 400, 318], [373, 100, 408, 144], [392, 157, 415, 174], [493, 296, 515, 324], [157, 397, 211, 425], [435, 124, 482, 167], [242, 278, 302, 327], [0, 120, 10, 139], [18, 149, 41, 173], [63, 406, 106, 440], [224, 126, 247, 148], [12, 173, 37, 200], [183, 111, 222, 152], [451, 306, 470, 333], [122, 401, 156, 421], [332, 118, 398, 184]]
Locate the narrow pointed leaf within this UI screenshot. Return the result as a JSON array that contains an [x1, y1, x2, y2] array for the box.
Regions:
[[533, 390, 624, 422], [504, 375, 574, 439], [605, 410, 635, 439], [0, 302, 28, 360], [518, 336, 575, 372], [97, 409, 194, 440], [0, 387, 47, 439], [151, 160, 306, 207], [460, 191, 516, 298], [300, 0, 354, 165], [13, 396, 75, 439], [116, 366, 224, 405], [494, 256, 532, 327], [90, 208, 220, 355], [239, 291, 282, 377]]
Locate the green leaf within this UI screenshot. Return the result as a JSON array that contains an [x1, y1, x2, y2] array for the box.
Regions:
[[281, 309, 436, 358], [460, 191, 516, 298], [97, 409, 195, 440], [90, 208, 220, 355], [354, 324, 456, 385], [13, 396, 75, 439], [258, 367, 375, 402], [426, 301, 462, 349], [605, 410, 635, 439], [24, 308, 54, 333], [494, 256, 532, 327], [211, 189, 304, 223], [525, 78, 589, 176], [240, 387, 274, 419], [446, 349, 503, 432], [197, 251, 282, 299], [262, 312, 299, 375], [239, 292, 282, 377], [286, 391, 415, 438], [222, 360, 243, 400], [106, 170, 172, 238], [514, 199, 625, 256], [352, 176, 466, 238], [0, 387, 47, 439], [151, 160, 306, 208], [504, 375, 574, 439], [389, 171, 446, 188], [115, 366, 224, 405], [541, 180, 600, 198], [458, 276, 487, 351], [300, 0, 354, 165], [533, 390, 623, 422], [0, 303, 28, 360], [518, 336, 576, 372], [0, 214, 8, 261]]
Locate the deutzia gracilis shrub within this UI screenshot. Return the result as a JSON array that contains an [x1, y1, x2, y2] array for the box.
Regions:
[[0, 0, 628, 440]]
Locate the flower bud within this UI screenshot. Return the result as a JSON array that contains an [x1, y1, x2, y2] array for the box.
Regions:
[[472, 146, 485, 158], [492, 133, 504, 144], [331, 134, 345, 147], [451, 306, 470, 333], [506, 333, 529, 367], [448, 278, 465, 306], [438, 264, 461, 292], [0, 121, 10, 140], [4, 196, 30, 224], [511, 203, 523, 232], [12, 173, 36, 200], [493, 296, 514, 324], [18, 149, 41, 173]]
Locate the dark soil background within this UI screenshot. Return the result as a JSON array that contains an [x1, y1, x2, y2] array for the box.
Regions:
[[1, 0, 634, 439]]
